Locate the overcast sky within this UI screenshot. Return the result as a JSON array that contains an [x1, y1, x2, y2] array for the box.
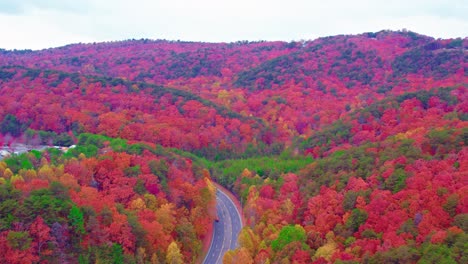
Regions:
[[0, 0, 466, 50]]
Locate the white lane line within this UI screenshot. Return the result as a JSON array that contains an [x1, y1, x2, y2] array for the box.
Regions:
[[203, 196, 222, 264], [215, 194, 231, 264], [218, 190, 242, 228], [205, 189, 244, 264], [218, 190, 243, 241], [221, 198, 233, 250]]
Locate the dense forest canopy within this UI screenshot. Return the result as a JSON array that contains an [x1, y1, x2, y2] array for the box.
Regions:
[[0, 30, 466, 263]]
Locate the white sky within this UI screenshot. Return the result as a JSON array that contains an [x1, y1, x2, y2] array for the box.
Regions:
[[0, 0, 466, 50]]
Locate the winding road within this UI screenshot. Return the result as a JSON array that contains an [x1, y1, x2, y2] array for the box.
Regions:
[[203, 188, 243, 264]]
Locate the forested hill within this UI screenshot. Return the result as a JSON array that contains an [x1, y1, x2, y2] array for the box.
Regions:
[[1, 30, 465, 147], [0, 30, 466, 263]]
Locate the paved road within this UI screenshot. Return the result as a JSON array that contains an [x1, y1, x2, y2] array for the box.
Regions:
[[203, 188, 243, 264]]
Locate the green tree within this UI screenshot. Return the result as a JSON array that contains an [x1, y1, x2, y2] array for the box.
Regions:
[[112, 243, 124, 264], [20, 188, 70, 225], [443, 194, 459, 217], [452, 214, 468, 232], [7, 231, 32, 250], [419, 244, 456, 264], [54, 133, 74, 146], [271, 225, 307, 252], [364, 245, 419, 264], [69, 205, 85, 235], [0, 182, 21, 230], [4, 153, 34, 172], [346, 208, 368, 232], [385, 168, 408, 193], [0, 114, 24, 137]]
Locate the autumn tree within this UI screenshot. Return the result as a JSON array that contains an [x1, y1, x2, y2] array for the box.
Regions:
[[166, 241, 184, 264]]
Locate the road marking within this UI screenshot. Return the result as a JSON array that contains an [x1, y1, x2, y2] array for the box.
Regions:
[[203, 197, 220, 264], [215, 195, 231, 264], [204, 189, 244, 264]]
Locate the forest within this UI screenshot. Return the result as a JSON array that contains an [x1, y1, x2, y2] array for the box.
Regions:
[[0, 30, 466, 263]]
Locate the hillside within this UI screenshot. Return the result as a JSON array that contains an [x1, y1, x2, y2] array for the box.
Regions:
[[0, 30, 467, 263]]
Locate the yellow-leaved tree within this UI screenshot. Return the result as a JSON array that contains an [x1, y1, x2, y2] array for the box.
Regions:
[[166, 241, 183, 264]]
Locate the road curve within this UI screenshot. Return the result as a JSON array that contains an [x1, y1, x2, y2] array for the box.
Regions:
[[203, 188, 243, 264]]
